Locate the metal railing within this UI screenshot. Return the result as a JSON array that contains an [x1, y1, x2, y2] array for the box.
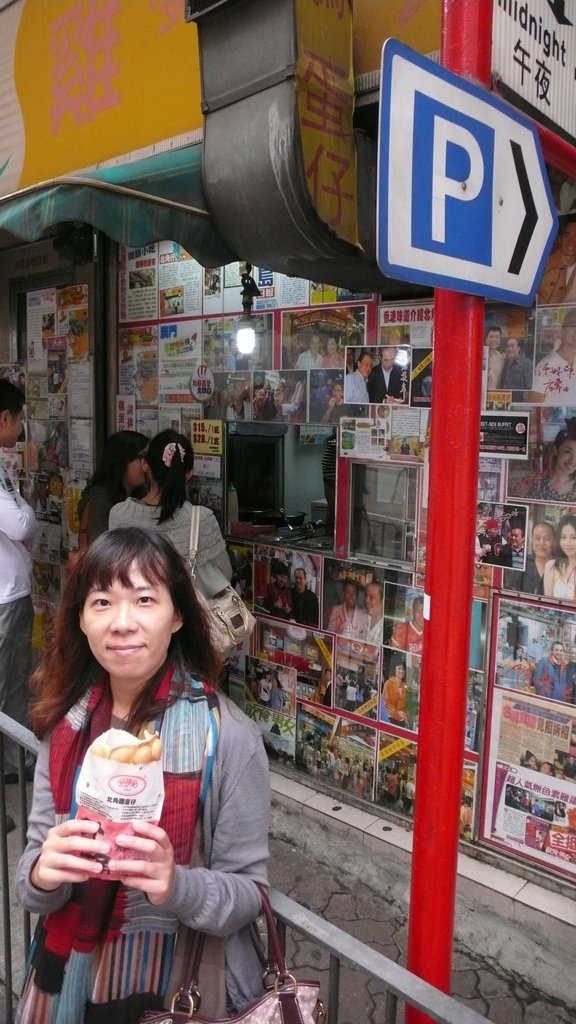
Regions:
[[0, 712, 488, 1024]]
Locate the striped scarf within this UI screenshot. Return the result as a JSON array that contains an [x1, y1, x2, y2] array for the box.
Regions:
[[18, 665, 220, 1024]]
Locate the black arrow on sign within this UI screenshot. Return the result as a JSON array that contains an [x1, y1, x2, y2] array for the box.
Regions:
[[508, 140, 538, 275], [546, 0, 572, 25]]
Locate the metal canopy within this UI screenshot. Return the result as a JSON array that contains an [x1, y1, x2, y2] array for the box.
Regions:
[[0, 144, 236, 268]]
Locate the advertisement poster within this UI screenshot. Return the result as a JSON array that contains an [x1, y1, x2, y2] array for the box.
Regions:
[[295, 703, 377, 801], [250, 268, 309, 311], [253, 546, 322, 628], [480, 412, 529, 457], [482, 592, 576, 876], [322, 557, 410, 645], [245, 656, 297, 717], [116, 395, 137, 433], [202, 313, 273, 372], [332, 637, 381, 721], [339, 417, 388, 461], [410, 346, 433, 407], [343, 344, 410, 407], [119, 244, 159, 322], [118, 326, 158, 397], [158, 321, 201, 401], [484, 688, 576, 877], [475, 502, 528, 571], [254, 619, 332, 705], [244, 702, 296, 765], [378, 301, 434, 344], [58, 284, 89, 360], [158, 241, 202, 318], [26, 288, 55, 372], [506, 406, 576, 504], [190, 419, 223, 455], [281, 305, 366, 370]]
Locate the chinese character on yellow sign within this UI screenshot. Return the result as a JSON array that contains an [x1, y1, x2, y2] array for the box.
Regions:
[[378, 737, 413, 762], [191, 419, 223, 455], [295, 0, 357, 246]]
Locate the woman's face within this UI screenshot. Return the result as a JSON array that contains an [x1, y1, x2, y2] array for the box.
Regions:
[[49, 474, 63, 498], [123, 454, 147, 494], [326, 337, 337, 355], [532, 523, 556, 560], [555, 439, 576, 474], [559, 522, 576, 560], [395, 664, 406, 680], [79, 565, 182, 692]]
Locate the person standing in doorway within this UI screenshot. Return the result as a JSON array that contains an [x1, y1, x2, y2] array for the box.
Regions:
[[0, 381, 38, 827]]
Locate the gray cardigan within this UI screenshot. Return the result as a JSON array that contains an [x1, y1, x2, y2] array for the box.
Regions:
[[16, 695, 270, 1011], [108, 500, 232, 598]]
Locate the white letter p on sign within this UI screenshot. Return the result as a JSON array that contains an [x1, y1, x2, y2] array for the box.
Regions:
[[432, 116, 484, 244]]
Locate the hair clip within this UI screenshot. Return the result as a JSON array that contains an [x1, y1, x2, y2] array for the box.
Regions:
[[162, 441, 185, 467]]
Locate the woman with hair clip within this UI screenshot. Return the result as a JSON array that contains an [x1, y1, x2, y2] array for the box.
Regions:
[[16, 528, 269, 1024], [109, 428, 232, 598]]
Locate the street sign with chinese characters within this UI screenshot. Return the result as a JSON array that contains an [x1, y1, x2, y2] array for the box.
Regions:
[[492, 0, 576, 143], [377, 39, 558, 304]]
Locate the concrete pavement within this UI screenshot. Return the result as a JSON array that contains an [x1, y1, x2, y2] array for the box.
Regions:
[[1, 775, 574, 1024], [268, 831, 572, 1023], [269, 775, 575, 1024]]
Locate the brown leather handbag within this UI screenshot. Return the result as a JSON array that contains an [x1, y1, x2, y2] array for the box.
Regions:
[[139, 887, 325, 1024]]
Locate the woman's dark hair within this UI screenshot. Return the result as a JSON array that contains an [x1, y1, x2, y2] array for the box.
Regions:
[[0, 379, 25, 415], [30, 527, 220, 738], [553, 417, 576, 448], [144, 428, 194, 524], [554, 513, 576, 569], [88, 430, 148, 504]]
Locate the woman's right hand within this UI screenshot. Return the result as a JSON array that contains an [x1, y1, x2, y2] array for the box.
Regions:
[[31, 819, 111, 891]]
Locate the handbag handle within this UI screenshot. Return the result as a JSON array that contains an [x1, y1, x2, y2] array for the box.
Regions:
[[188, 505, 200, 578], [172, 885, 290, 1012]]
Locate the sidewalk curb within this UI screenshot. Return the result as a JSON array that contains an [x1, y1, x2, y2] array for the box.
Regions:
[[270, 772, 576, 1010]]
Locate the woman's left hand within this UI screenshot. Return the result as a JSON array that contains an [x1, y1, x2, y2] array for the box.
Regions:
[[107, 820, 175, 905]]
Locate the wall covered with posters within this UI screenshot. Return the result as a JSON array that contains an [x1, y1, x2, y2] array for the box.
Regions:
[[0, 280, 94, 660], [3, 205, 576, 885], [109, 244, 482, 859], [109, 211, 576, 884]]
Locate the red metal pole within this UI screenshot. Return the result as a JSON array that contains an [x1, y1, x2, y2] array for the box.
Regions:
[[405, 3, 493, 1021]]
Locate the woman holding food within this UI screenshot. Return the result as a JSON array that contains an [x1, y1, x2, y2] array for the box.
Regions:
[[16, 527, 270, 1024]]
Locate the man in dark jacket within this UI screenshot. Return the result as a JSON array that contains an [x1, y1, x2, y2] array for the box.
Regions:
[[290, 567, 320, 626], [367, 347, 406, 403]]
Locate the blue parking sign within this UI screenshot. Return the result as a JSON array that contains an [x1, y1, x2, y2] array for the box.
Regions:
[[377, 39, 557, 305]]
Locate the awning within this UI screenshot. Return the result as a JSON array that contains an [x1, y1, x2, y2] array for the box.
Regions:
[[0, 144, 236, 267]]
